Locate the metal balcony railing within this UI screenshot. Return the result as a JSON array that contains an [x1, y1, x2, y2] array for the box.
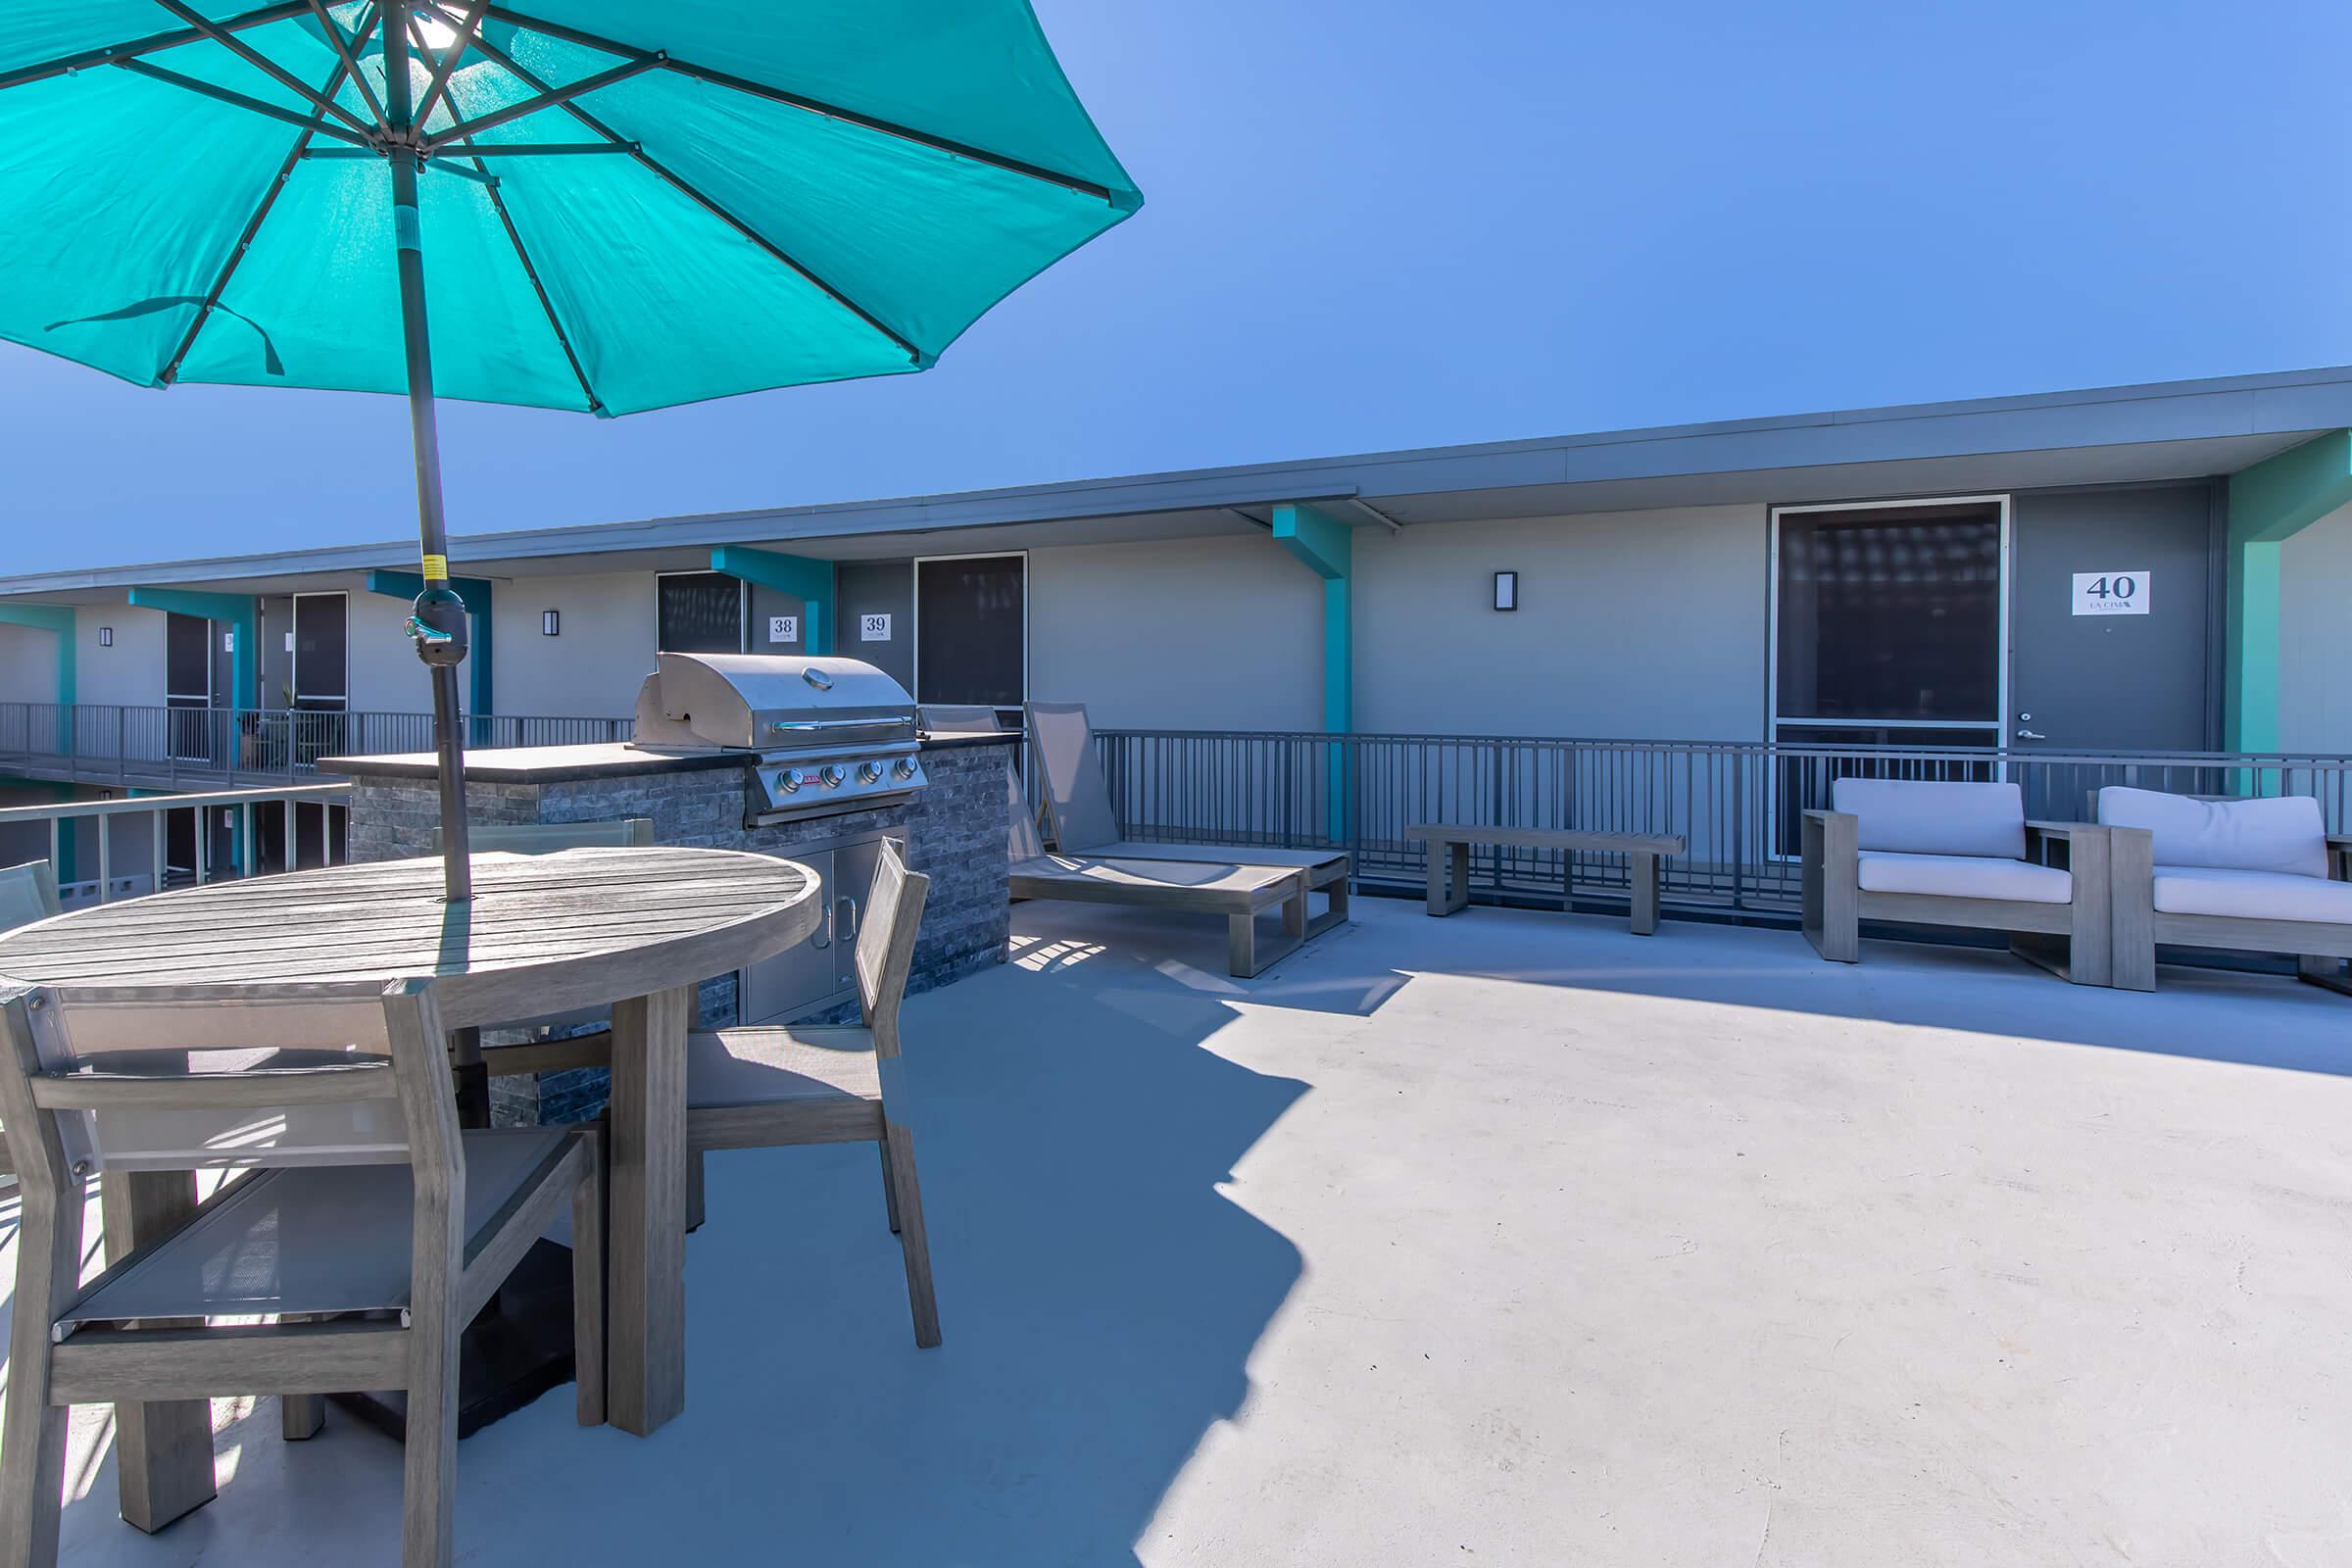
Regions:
[[0, 781, 355, 908], [1092, 728, 2352, 918], [0, 702, 633, 791]]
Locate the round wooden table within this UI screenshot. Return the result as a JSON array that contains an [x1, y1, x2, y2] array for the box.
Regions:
[[0, 845, 819, 1513]]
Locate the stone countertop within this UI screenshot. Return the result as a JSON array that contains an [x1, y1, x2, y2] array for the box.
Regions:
[[320, 731, 1017, 784]]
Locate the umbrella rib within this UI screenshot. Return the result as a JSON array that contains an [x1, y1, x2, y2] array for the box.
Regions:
[[159, 5, 379, 387], [475, 2, 1123, 205], [419, 55, 662, 150], [114, 57, 377, 148], [146, 0, 378, 139], [411, 0, 487, 130], [424, 27, 604, 414], [446, 21, 926, 365], [307, 0, 388, 130], [0, 0, 312, 95]]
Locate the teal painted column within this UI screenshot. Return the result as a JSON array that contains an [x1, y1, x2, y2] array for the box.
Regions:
[[126, 587, 259, 709], [368, 569, 494, 721], [710, 546, 837, 655], [1272, 503, 1354, 842], [2225, 430, 2352, 752]]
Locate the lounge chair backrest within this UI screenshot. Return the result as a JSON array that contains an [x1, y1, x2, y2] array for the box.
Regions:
[[0, 977, 453, 1179], [2094, 787, 2328, 878], [919, 705, 1003, 735], [1024, 701, 1120, 852], [1830, 778, 2025, 859], [0, 860, 61, 932], [1005, 760, 1044, 860], [852, 840, 929, 1057], [434, 817, 655, 854]]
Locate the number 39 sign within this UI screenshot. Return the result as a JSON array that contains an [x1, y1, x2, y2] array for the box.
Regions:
[[2072, 570, 2150, 616]]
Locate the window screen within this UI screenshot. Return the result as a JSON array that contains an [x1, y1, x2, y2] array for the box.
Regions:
[[1776, 503, 2002, 723], [657, 572, 743, 654], [293, 594, 347, 708], [916, 556, 1024, 706]]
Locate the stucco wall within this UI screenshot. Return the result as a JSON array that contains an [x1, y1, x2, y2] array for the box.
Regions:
[[1353, 505, 1769, 740], [0, 623, 60, 705], [1027, 535, 1325, 731], [343, 580, 437, 712], [2279, 499, 2352, 754], [489, 571, 658, 717], [74, 603, 166, 709]]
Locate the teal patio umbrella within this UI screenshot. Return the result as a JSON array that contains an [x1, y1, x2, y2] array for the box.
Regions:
[[0, 0, 1140, 899]]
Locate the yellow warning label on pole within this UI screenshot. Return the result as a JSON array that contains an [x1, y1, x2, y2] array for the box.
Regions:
[[421, 554, 449, 582]]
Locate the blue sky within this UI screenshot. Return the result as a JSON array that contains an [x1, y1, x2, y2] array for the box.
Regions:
[[4, 0, 2347, 573]]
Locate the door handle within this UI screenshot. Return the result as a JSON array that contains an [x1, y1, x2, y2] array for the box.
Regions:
[[837, 894, 861, 942], [812, 896, 832, 950], [2016, 728, 2047, 741]]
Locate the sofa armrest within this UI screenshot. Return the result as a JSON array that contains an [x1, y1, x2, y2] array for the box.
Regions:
[[2026, 819, 2097, 838]]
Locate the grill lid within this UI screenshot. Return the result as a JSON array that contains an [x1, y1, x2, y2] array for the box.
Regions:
[[631, 653, 915, 751]]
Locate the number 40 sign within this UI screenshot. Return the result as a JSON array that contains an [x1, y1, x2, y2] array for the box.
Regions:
[[2072, 570, 2150, 616]]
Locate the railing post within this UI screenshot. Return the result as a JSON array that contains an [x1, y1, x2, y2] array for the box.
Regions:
[[96, 812, 111, 904]]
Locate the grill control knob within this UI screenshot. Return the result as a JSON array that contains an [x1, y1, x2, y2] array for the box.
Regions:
[[776, 768, 806, 795], [892, 759, 917, 781], [858, 761, 883, 785], [818, 764, 847, 789]]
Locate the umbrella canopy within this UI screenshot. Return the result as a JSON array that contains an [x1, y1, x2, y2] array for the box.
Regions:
[[0, 1, 1139, 901], [0, 1, 1141, 414]]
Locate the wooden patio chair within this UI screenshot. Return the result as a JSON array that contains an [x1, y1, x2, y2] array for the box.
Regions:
[[0, 862, 61, 1180], [683, 840, 942, 1348], [0, 977, 605, 1568]]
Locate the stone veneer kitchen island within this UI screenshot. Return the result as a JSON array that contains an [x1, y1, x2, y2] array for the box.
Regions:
[[320, 730, 1016, 1122]]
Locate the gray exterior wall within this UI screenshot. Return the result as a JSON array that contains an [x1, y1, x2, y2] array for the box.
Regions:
[[0, 624, 58, 705], [2280, 499, 2352, 754], [1027, 535, 1324, 730], [342, 578, 433, 712], [74, 604, 165, 709], [1353, 505, 1768, 740], [489, 570, 658, 717]]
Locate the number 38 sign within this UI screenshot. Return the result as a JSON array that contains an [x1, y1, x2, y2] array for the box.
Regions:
[[2072, 570, 2150, 616]]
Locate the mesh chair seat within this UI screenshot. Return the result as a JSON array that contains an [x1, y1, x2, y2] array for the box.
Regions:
[[61, 1128, 574, 1334]]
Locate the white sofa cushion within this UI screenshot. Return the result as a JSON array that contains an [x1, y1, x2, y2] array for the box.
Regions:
[[1832, 778, 2027, 859], [2096, 787, 2328, 879], [2150, 865, 2352, 923], [1856, 850, 2072, 904]]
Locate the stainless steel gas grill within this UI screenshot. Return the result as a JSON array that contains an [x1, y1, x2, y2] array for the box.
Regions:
[[627, 652, 928, 825]]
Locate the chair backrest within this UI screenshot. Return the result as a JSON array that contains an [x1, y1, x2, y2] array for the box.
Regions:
[[919, 704, 1004, 735], [1006, 758, 1044, 860], [0, 978, 458, 1183], [2094, 786, 2328, 877], [1024, 701, 1121, 852], [1831, 777, 2026, 859], [434, 817, 656, 855], [0, 860, 62, 932], [852, 840, 930, 1054]]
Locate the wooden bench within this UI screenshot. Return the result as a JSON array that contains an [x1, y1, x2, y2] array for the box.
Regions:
[[1404, 824, 1688, 935], [1007, 855, 1311, 977]]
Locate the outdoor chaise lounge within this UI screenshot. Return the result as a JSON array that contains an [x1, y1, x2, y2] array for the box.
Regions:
[[2095, 786, 2352, 994], [1801, 778, 2112, 984], [1015, 703, 1349, 976]]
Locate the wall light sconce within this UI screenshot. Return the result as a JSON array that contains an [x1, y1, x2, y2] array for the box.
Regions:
[[1493, 570, 1519, 612], [97, 626, 113, 647], [542, 610, 561, 636]]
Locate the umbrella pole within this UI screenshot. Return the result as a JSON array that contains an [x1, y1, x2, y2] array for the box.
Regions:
[[385, 0, 471, 903]]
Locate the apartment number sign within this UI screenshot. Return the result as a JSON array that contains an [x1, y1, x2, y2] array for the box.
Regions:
[[766, 614, 799, 644], [2072, 570, 2149, 616], [860, 613, 893, 641]]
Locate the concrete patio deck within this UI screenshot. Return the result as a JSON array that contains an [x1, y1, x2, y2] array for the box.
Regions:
[[9, 895, 2352, 1565]]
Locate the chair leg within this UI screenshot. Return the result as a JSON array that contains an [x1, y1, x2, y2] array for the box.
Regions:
[[570, 1139, 607, 1428], [281, 1394, 325, 1442], [0, 1185, 81, 1568], [878, 1141, 902, 1236], [880, 1125, 940, 1348]]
